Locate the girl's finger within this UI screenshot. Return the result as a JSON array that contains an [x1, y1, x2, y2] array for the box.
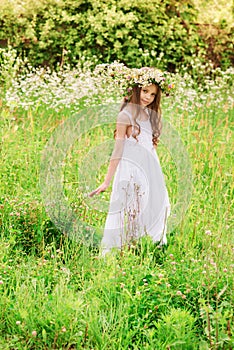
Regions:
[[89, 185, 106, 197], [88, 189, 98, 197]]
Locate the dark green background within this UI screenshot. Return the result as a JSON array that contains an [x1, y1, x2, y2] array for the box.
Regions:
[[0, 0, 233, 70]]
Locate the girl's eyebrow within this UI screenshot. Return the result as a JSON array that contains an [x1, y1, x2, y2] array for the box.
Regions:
[[143, 88, 156, 93]]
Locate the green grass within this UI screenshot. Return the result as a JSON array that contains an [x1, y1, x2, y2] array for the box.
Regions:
[[0, 91, 233, 349]]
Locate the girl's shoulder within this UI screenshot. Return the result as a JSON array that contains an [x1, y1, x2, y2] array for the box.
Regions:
[[117, 108, 132, 124]]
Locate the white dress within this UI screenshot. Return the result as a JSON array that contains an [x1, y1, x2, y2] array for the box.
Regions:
[[101, 107, 170, 254]]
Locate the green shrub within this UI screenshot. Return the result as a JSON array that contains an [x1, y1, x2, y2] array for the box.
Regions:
[[154, 308, 198, 349], [0, 0, 232, 71]]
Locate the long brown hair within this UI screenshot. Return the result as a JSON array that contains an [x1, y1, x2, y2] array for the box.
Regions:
[[118, 85, 162, 146]]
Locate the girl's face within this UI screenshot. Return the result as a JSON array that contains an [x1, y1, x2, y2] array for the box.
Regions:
[[140, 84, 157, 106]]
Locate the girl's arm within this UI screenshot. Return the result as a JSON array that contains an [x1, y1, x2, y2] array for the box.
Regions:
[[88, 112, 130, 197]]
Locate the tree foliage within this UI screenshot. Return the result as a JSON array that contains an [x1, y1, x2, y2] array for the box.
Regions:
[[0, 0, 233, 70]]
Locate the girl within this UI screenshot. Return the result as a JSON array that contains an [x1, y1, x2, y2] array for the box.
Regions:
[[89, 65, 172, 255]]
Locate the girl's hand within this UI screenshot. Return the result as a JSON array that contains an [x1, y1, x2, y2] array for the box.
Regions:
[[88, 182, 109, 197]]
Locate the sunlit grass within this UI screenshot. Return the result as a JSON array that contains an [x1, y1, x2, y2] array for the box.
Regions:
[[0, 68, 233, 348]]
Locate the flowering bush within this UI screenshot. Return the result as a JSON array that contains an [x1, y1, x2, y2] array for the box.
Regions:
[[3, 60, 233, 115]]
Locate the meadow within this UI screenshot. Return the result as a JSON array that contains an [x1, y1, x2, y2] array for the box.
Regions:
[[0, 61, 233, 349]]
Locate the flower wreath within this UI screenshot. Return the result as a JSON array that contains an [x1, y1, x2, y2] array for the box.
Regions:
[[94, 61, 175, 98]]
